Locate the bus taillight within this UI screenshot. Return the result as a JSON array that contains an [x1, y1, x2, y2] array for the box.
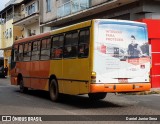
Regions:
[[91, 72, 96, 83]]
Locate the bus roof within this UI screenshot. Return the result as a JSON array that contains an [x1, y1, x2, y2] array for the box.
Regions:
[[13, 19, 146, 45], [14, 32, 51, 45], [94, 19, 147, 27], [50, 20, 92, 35]]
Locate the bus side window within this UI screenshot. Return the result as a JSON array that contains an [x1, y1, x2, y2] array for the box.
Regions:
[[40, 37, 51, 60], [64, 32, 78, 58], [70, 32, 78, 57], [78, 29, 90, 58], [18, 44, 24, 61], [23, 42, 31, 61], [51, 35, 63, 59], [31, 41, 40, 61], [64, 34, 71, 58]]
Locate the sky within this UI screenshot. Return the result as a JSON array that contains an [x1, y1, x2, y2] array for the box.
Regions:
[[0, 0, 11, 11]]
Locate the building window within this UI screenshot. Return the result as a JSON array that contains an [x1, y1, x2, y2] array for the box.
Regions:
[[26, 2, 36, 16], [32, 3, 35, 13], [6, 29, 8, 39], [46, 0, 51, 12], [28, 29, 31, 36], [9, 28, 12, 38], [4, 31, 6, 38], [31, 30, 36, 36]]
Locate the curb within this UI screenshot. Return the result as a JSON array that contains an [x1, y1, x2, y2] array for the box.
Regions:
[[120, 89, 160, 95]]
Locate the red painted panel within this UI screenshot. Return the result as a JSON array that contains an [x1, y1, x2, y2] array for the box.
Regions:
[[151, 77, 160, 88], [152, 54, 160, 64], [30, 61, 40, 89], [150, 39, 160, 88], [136, 19, 160, 88], [151, 39, 160, 52], [137, 19, 160, 39]]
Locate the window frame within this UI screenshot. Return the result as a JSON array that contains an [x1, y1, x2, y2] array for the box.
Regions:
[[13, 44, 19, 62], [46, 0, 51, 12], [78, 28, 90, 58], [40, 37, 51, 60], [51, 34, 64, 60], [31, 40, 41, 61], [26, 2, 36, 16], [23, 42, 32, 61], [64, 31, 79, 59], [18, 43, 24, 61]]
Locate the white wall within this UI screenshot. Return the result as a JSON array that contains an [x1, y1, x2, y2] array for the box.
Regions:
[[24, 22, 40, 38]]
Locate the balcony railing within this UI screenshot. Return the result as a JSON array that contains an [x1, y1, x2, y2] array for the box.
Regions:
[[13, 13, 25, 22], [0, 13, 24, 24], [6, 13, 14, 21], [57, 0, 90, 18]]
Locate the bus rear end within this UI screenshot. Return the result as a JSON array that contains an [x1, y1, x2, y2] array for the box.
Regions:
[[90, 19, 151, 96]]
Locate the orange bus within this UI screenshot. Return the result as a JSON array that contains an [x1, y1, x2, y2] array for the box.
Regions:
[[10, 19, 151, 101]]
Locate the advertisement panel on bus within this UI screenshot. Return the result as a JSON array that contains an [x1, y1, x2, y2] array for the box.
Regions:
[[94, 20, 150, 84]]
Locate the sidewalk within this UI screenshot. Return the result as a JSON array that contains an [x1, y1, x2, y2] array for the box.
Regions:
[[124, 88, 160, 95], [149, 88, 160, 94]]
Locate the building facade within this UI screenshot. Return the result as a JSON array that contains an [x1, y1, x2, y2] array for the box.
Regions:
[[39, 0, 160, 30], [0, 0, 40, 75], [39, 0, 160, 88], [0, 1, 23, 75], [13, 0, 40, 38]]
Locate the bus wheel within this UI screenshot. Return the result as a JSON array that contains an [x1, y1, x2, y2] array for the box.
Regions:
[[88, 93, 107, 100], [49, 79, 59, 102], [19, 78, 28, 93]]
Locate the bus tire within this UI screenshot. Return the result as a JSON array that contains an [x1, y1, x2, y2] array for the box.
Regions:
[[19, 78, 28, 93], [88, 93, 107, 100], [49, 79, 59, 102]]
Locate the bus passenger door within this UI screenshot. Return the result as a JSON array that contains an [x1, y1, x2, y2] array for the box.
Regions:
[[30, 41, 41, 89], [22, 62, 31, 88], [39, 61, 50, 91]]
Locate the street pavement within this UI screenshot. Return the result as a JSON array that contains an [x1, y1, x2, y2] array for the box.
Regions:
[[0, 77, 160, 124]]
